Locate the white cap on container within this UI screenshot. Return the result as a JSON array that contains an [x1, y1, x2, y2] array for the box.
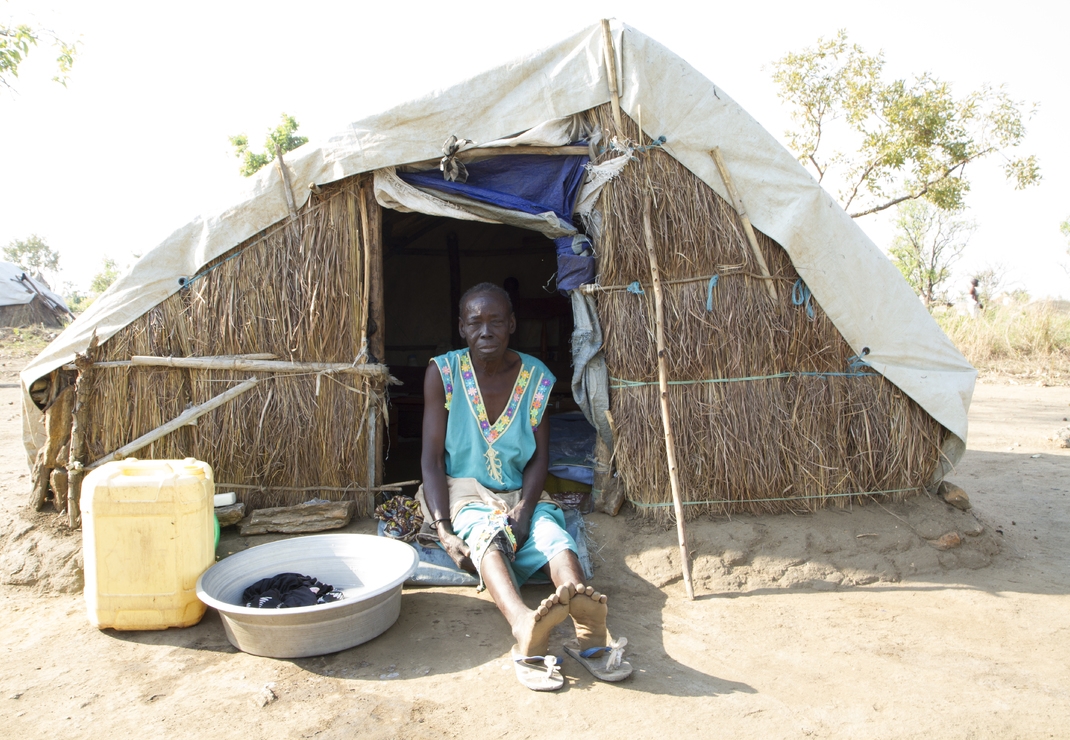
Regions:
[[214, 492, 237, 507]]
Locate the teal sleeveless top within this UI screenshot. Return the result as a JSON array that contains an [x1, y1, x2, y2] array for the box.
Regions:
[[432, 348, 555, 492]]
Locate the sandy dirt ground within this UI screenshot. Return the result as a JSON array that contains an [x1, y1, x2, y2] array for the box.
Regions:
[[1, 354, 1069, 738]]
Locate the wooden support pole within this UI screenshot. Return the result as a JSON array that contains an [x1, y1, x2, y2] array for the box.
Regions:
[[67, 336, 97, 528], [601, 19, 624, 134], [362, 181, 386, 486], [362, 181, 385, 364], [709, 148, 779, 303], [642, 194, 695, 601], [358, 180, 373, 358], [274, 144, 299, 219], [87, 377, 260, 471], [129, 355, 392, 378], [365, 407, 378, 501]]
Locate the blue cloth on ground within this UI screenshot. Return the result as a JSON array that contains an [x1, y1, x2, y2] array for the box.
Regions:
[[548, 412, 597, 485]]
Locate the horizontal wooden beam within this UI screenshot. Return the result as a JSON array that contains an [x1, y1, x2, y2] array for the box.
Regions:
[[406, 144, 590, 170], [129, 355, 392, 378], [216, 479, 421, 493], [64, 353, 277, 371]]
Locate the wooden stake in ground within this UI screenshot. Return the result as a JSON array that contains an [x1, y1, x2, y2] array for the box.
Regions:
[[641, 193, 695, 600], [709, 148, 778, 303]]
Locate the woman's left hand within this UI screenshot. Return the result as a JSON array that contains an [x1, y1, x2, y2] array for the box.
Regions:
[[507, 505, 532, 548]]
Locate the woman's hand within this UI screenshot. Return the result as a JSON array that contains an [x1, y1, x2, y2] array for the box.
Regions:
[[507, 505, 533, 548], [439, 530, 475, 573]]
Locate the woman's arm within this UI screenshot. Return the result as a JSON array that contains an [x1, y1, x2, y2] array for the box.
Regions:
[[421, 363, 474, 572]]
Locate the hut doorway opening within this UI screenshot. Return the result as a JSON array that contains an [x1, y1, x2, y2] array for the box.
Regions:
[[381, 209, 580, 485]]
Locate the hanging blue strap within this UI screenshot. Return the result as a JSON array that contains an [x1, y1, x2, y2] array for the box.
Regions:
[[792, 278, 814, 319], [706, 275, 719, 312], [626, 281, 645, 295]]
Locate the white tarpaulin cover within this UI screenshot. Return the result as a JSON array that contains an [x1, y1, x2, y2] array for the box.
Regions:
[[0, 262, 68, 311], [21, 20, 975, 470]]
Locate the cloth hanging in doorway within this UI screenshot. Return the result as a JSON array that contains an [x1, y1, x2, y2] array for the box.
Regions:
[[395, 152, 596, 291]]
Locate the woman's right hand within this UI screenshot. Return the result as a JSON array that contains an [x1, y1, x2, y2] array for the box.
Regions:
[[439, 530, 475, 573]]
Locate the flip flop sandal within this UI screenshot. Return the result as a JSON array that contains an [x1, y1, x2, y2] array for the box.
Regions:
[[564, 636, 633, 682], [511, 648, 564, 691]]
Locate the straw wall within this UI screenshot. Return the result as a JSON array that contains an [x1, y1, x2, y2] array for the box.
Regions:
[[0, 298, 67, 328], [82, 178, 381, 514], [586, 106, 945, 518]]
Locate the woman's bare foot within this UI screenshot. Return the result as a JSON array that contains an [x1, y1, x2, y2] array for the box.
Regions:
[[570, 583, 609, 650], [512, 583, 571, 656]]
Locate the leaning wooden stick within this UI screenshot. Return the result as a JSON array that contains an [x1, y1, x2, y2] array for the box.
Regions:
[[601, 19, 624, 134], [641, 193, 696, 600], [274, 143, 299, 219], [87, 377, 260, 471], [710, 148, 778, 303]]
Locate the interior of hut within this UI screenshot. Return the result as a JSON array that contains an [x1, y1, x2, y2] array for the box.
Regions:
[[380, 208, 597, 497]]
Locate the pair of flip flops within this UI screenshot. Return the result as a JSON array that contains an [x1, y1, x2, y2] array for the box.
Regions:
[[512, 637, 633, 690]]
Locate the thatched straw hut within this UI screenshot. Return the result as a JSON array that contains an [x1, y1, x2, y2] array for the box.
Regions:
[[21, 21, 975, 523], [0, 262, 70, 328]]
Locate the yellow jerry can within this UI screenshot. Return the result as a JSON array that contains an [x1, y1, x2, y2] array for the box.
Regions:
[[81, 458, 215, 630]]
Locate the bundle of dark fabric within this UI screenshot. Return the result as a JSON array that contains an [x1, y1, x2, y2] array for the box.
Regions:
[[242, 572, 345, 609]]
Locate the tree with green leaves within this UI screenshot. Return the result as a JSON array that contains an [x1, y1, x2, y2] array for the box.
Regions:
[[0, 22, 76, 91], [771, 30, 1040, 218], [1061, 216, 1069, 253], [972, 265, 1007, 308], [89, 256, 120, 295], [4, 234, 60, 276], [62, 282, 90, 314], [229, 113, 308, 177], [889, 200, 974, 307]]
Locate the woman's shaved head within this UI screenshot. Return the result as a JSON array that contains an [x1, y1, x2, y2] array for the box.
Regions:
[[459, 282, 513, 315]]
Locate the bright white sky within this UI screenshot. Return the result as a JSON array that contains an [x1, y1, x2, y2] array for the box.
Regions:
[[2, 0, 1067, 300]]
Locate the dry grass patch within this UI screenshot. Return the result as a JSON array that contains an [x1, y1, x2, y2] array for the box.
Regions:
[[936, 301, 1070, 382]]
